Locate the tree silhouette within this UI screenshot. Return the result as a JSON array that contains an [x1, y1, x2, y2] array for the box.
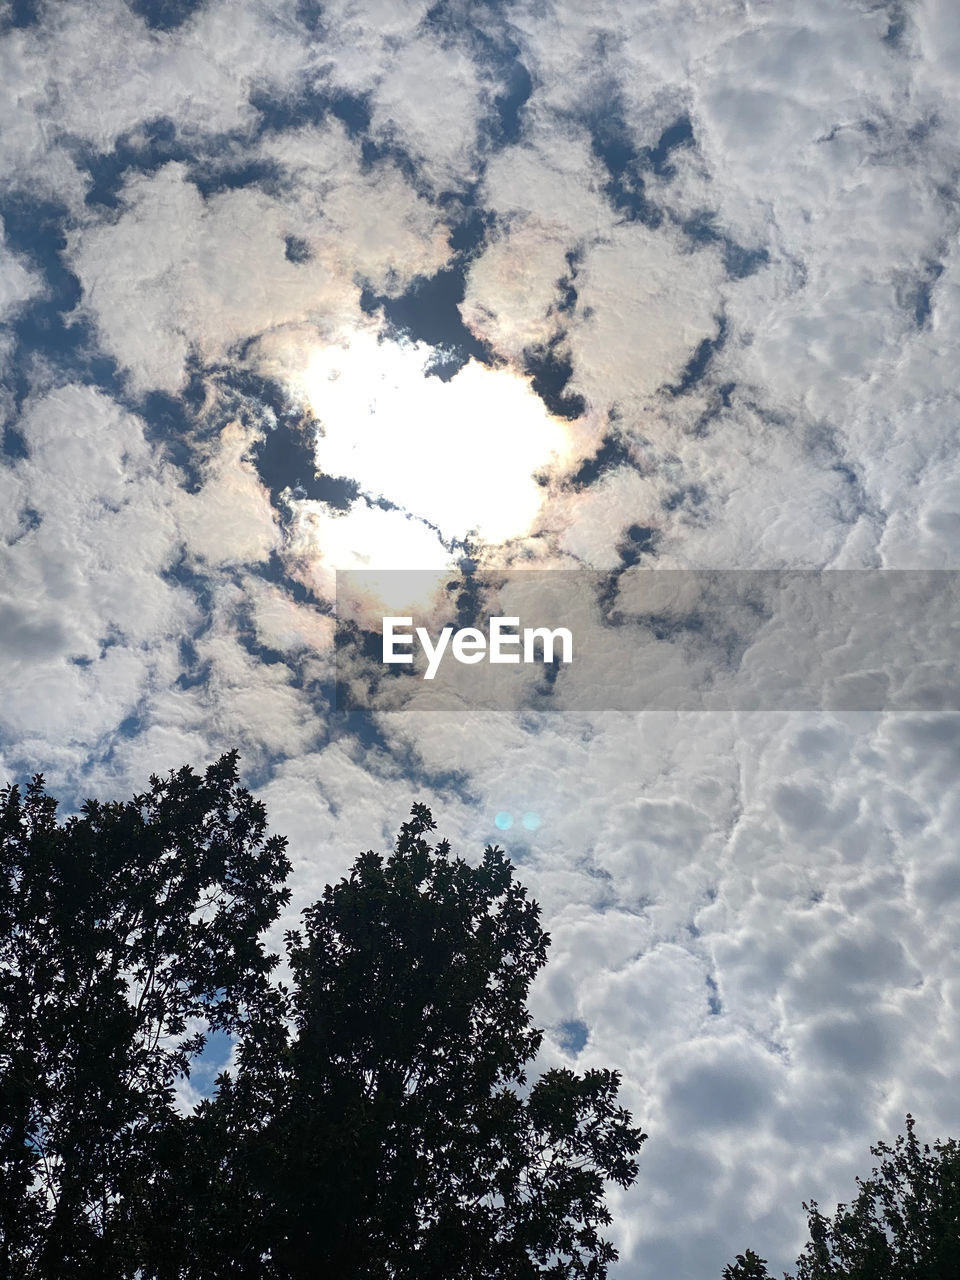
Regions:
[[0, 753, 291, 1278], [0, 764, 645, 1279], [181, 801, 646, 1278], [793, 1115, 960, 1280], [722, 1250, 774, 1279], [725, 1114, 960, 1280]]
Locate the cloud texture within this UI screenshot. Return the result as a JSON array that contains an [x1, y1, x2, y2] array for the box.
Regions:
[[2, 1, 960, 1275]]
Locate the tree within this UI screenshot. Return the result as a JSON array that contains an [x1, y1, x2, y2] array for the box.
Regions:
[[723, 1250, 773, 1279], [178, 802, 646, 1279], [0, 753, 291, 1278], [724, 1115, 960, 1280], [793, 1115, 960, 1280], [0, 767, 645, 1279]]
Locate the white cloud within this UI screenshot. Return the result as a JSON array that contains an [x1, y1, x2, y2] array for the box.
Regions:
[[0, 384, 190, 751], [176, 419, 279, 567], [0, 219, 40, 321], [68, 162, 352, 393]]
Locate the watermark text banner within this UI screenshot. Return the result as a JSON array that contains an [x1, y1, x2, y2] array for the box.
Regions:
[[334, 569, 960, 712]]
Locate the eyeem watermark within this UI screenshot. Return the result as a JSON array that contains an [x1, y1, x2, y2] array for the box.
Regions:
[[335, 568, 960, 712], [383, 616, 573, 680]]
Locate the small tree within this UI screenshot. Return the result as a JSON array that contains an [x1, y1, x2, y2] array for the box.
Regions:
[[187, 802, 646, 1279]]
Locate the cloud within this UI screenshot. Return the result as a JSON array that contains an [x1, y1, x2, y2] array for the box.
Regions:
[[68, 161, 348, 393], [663, 1036, 782, 1131], [176, 418, 279, 567], [0, 384, 189, 756], [0, 218, 40, 322]]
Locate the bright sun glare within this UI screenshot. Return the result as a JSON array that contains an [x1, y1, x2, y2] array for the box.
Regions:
[[299, 331, 573, 555]]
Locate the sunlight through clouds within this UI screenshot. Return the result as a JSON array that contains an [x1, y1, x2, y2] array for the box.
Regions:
[[298, 331, 574, 546]]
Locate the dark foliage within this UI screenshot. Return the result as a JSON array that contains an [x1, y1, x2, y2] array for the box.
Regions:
[[0, 752, 291, 1278], [726, 1114, 960, 1280], [181, 802, 646, 1278], [722, 1251, 773, 1280], [0, 768, 644, 1279], [794, 1115, 960, 1280]]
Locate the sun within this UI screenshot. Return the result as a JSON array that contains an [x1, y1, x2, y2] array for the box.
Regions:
[[295, 330, 573, 557]]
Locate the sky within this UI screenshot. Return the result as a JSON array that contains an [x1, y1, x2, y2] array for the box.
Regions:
[[2, 0, 960, 1275]]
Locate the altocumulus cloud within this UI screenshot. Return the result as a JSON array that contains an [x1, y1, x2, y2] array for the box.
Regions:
[[2, 0, 960, 1277]]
